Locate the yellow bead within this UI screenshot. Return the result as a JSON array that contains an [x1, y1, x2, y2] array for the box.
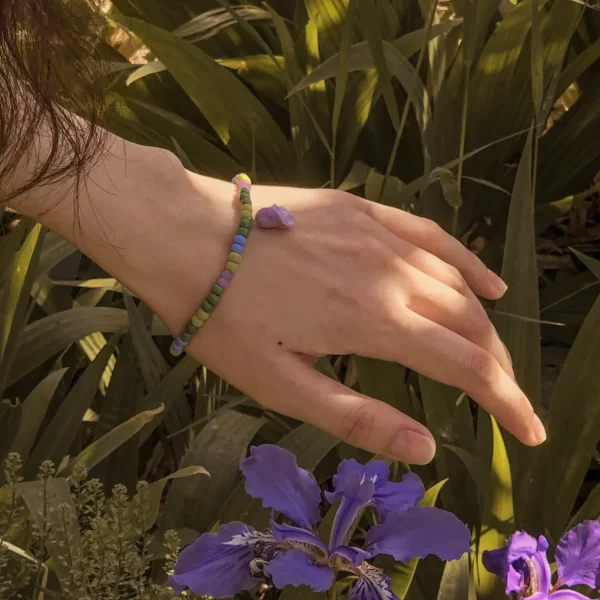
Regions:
[[226, 261, 240, 272], [235, 173, 251, 184], [241, 208, 253, 218], [170, 346, 182, 357], [196, 309, 210, 321], [228, 252, 242, 264], [191, 315, 206, 328]]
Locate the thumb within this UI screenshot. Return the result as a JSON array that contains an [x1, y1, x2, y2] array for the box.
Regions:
[[248, 351, 437, 465]]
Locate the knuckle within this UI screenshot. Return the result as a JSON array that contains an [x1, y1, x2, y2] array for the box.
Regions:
[[421, 218, 444, 238], [446, 265, 468, 292], [340, 401, 377, 446], [468, 305, 492, 337], [468, 349, 497, 384]]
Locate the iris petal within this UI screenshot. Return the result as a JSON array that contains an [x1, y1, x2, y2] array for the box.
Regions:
[[365, 506, 470, 563], [483, 531, 552, 596], [549, 591, 592, 600], [170, 522, 270, 597], [331, 545, 372, 568], [351, 563, 400, 600], [326, 460, 424, 522], [270, 520, 328, 554], [328, 472, 375, 549], [265, 549, 334, 592], [555, 520, 600, 589], [371, 472, 425, 518], [241, 445, 322, 530]]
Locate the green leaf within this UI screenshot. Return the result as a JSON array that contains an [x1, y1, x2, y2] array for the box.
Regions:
[[531, 0, 544, 119], [438, 169, 463, 208], [127, 465, 208, 533], [570, 248, 600, 280], [25, 334, 120, 477], [492, 126, 541, 512], [525, 292, 600, 538], [60, 405, 165, 478], [358, 0, 399, 129], [10, 368, 69, 464], [356, 357, 413, 415], [162, 410, 264, 533], [420, 377, 478, 525], [121, 17, 292, 179], [290, 39, 430, 134], [9, 308, 130, 386], [385, 479, 449, 599], [556, 36, 600, 97], [105, 94, 242, 177], [568, 482, 600, 528], [0, 223, 45, 396], [174, 6, 272, 42], [137, 355, 199, 444], [443, 444, 489, 497], [437, 553, 474, 600], [475, 417, 513, 600]]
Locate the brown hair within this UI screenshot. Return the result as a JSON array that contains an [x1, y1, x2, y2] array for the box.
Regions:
[[0, 0, 106, 204]]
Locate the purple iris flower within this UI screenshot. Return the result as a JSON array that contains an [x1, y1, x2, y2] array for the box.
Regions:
[[483, 521, 600, 599], [171, 444, 470, 599]]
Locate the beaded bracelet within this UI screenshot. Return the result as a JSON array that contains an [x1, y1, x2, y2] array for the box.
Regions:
[[169, 173, 254, 357]]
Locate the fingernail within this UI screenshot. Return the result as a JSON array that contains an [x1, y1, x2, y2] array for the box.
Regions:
[[390, 430, 436, 465], [488, 269, 508, 296], [532, 413, 547, 445]]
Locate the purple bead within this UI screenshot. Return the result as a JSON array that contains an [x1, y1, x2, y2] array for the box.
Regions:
[[239, 181, 251, 189], [173, 338, 186, 350], [233, 235, 247, 246], [221, 270, 234, 281], [217, 276, 230, 289], [255, 205, 295, 229], [231, 243, 244, 253]]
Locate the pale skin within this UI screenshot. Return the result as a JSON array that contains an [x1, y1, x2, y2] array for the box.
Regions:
[[11, 131, 546, 465]]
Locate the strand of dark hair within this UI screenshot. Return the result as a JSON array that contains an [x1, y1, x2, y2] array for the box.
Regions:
[[0, 0, 107, 205]]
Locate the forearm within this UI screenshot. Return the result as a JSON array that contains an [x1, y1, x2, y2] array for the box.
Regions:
[[9, 129, 235, 332]]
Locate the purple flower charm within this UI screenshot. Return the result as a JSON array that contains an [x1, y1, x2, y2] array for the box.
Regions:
[[255, 204, 295, 228], [170, 444, 470, 599], [483, 521, 600, 599]]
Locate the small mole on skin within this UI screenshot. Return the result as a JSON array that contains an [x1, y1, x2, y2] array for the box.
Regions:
[[278, 341, 283, 346]]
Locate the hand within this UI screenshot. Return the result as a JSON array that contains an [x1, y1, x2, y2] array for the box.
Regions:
[[16, 136, 544, 465], [146, 173, 546, 465]]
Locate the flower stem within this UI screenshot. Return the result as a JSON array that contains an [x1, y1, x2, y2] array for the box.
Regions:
[[328, 584, 337, 600]]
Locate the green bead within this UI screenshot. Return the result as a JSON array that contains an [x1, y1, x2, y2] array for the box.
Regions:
[[240, 217, 252, 229], [202, 300, 215, 313], [185, 322, 197, 335], [181, 331, 193, 342], [228, 252, 242, 264], [237, 227, 250, 237], [240, 188, 250, 196], [207, 293, 221, 306], [241, 197, 252, 205], [212, 284, 224, 296]]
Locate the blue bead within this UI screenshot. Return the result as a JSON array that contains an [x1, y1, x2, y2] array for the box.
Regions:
[[233, 235, 247, 246], [231, 243, 244, 253]]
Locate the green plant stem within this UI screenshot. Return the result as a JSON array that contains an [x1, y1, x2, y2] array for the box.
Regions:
[[453, 62, 471, 238], [380, 0, 438, 202], [328, 584, 337, 600]]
